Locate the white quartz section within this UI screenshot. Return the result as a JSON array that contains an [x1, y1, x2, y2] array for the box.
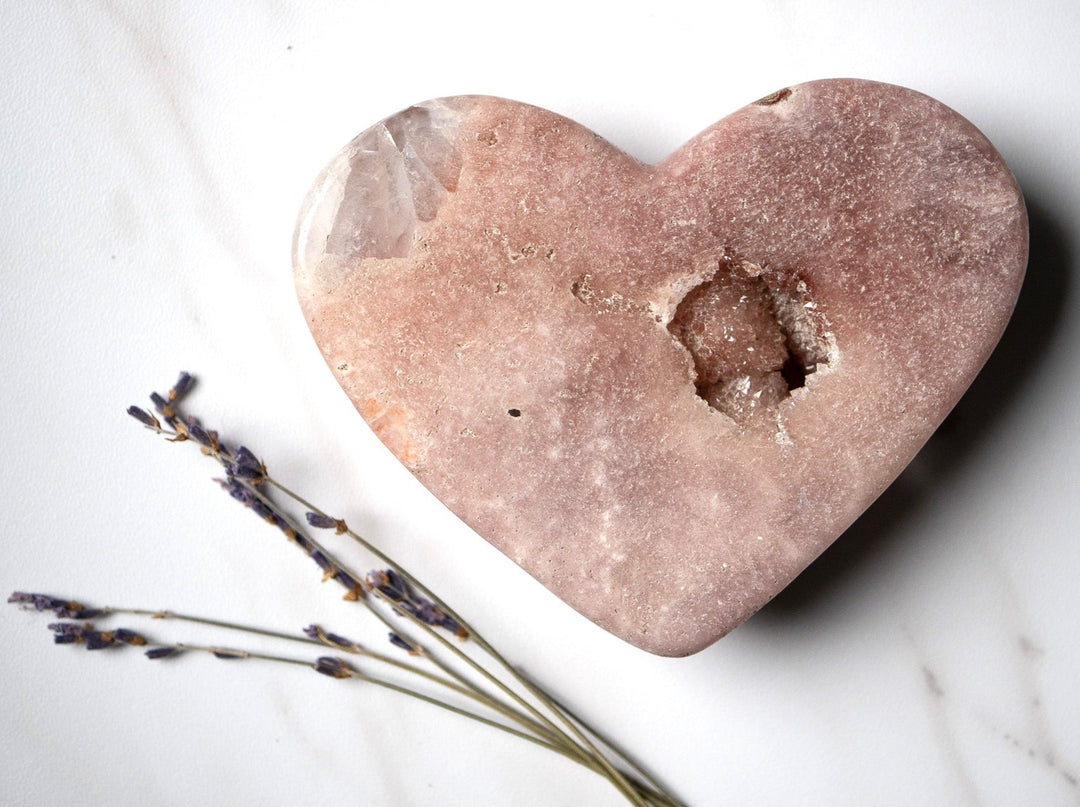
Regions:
[[1, 2, 1078, 806]]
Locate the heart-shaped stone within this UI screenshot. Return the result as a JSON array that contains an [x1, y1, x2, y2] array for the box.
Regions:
[[293, 79, 1027, 655]]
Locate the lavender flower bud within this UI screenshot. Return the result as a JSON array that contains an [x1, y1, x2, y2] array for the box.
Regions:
[[212, 648, 247, 660], [146, 646, 180, 660], [314, 656, 352, 679], [170, 372, 195, 400], [229, 446, 265, 480], [271, 513, 294, 537], [56, 603, 103, 620], [126, 406, 160, 429], [114, 629, 147, 646], [83, 630, 116, 650], [48, 622, 84, 636], [187, 420, 214, 448], [304, 512, 338, 529], [10, 592, 102, 619], [251, 499, 275, 521], [149, 391, 175, 420], [369, 569, 411, 603], [388, 633, 420, 654], [310, 551, 333, 572], [334, 569, 361, 594], [12, 592, 62, 612], [219, 478, 256, 507], [49, 622, 84, 644]]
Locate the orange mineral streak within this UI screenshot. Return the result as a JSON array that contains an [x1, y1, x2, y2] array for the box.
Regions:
[[363, 399, 421, 469]]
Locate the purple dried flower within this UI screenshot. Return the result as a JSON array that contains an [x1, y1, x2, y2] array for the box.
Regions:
[[414, 601, 442, 624], [57, 603, 103, 620], [370, 569, 411, 603], [212, 648, 247, 660], [12, 591, 58, 611], [170, 372, 195, 401], [9, 591, 57, 611], [47, 622, 85, 636], [114, 628, 147, 646], [10, 592, 101, 619], [46, 621, 130, 650], [270, 513, 295, 538], [251, 499, 275, 521], [310, 550, 333, 573], [83, 630, 115, 650], [146, 646, 180, 660], [334, 568, 362, 594], [388, 632, 420, 654], [229, 446, 265, 480], [304, 624, 360, 651], [366, 572, 467, 639], [48, 622, 113, 650], [219, 477, 256, 507], [49, 622, 85, 644], [314, 656, 352, 679], [414, 601, 465, 636], [127, 406, 160, 429], [324, 631, 354, 649], [187, 420, 214, 448], [149, 391, 174, 419], [305, 512, 338, 529], [219, 476, 276, 522], [329, 632, 356, 649]]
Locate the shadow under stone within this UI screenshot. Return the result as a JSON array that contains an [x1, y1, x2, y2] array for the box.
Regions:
[[752, 193, 1073, 623]]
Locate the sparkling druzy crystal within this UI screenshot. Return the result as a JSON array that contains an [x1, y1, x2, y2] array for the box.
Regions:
[[294, 80, 1028, 656]]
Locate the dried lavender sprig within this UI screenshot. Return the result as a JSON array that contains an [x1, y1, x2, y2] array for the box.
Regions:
[[127, 378, 677, 806], [16, 594, 494, 719], [368, 569, 466, 637], [291, 489, 645, 786], [40, 620, 296, 666], [27, 612, 610, 775], [9, 591, 103, 619], [15, 586, 572, 770], [143, 403, 657, 805], [205, 470, 527, 733], [263, 476, 625, 777], [290, 530, 658, 801], [215, 472, 496, 674], [132, 386, 658, 806], [301, 622, 537, 719], [47, 621, 147, 649], [264, 460, 670, 805]]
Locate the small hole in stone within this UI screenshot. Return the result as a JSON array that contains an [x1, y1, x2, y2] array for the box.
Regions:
[[780, 355, 807, 390], [507, 408, 521, 418]]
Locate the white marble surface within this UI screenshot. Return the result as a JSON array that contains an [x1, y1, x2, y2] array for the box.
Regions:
[[2, 2, 1078, 805]]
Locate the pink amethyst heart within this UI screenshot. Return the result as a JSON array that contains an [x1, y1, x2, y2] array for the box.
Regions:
[[293, 79, 1027, 656]]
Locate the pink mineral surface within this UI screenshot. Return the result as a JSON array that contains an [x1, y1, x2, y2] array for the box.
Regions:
[[293, 79, 1028, 656]]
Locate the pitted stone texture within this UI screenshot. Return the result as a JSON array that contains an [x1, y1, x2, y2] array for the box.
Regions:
[[294, 80, 1027, 655]]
